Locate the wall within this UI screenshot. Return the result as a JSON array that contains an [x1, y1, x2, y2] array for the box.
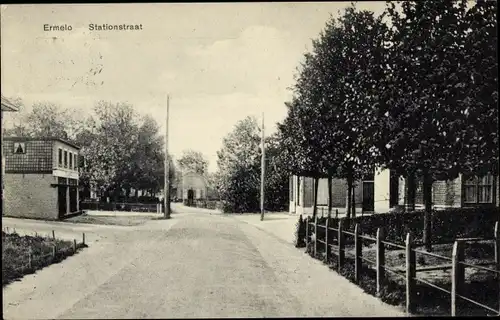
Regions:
[[289, 175, 363, 215], [399, 175, 463, 209], [53, 140, 79, 180], [181, 172, 208, 200], [374, 168, 390, 213], [496, 175, 499, 207], [289, 176, 297, 214], [3, 173, 58, 220]]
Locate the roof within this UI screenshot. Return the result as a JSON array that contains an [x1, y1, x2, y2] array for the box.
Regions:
[[4, 136, 81, 150], [1, 95, 19, 112]]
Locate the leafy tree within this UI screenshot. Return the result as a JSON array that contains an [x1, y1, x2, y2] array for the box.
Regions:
[[132, 115, 166, 196], [2, 97, 29, 137], [216, 116, 261, 213], [456, 0, 498, 176], [283, 6, 388, 219], [263, 132, 290, 212], [177, 149, 209, 175], [3, 100, 79, 140], [377, 0, 493, 251]]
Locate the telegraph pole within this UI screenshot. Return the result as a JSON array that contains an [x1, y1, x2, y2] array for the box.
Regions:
[[164, 94, 171, 219], [260, 112, 265, 221]]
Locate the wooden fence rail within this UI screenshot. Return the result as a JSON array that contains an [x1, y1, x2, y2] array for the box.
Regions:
[[304, 216, 500, 317]]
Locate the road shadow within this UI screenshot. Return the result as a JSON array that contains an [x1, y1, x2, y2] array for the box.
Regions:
[[260, 216, 292, 221]]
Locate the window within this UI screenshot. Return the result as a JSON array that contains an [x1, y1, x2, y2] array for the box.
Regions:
[[58, 148, 63, 166], [69, 152, 73, 169], [13, 142, 26, 154], [64, 150, 68, 168], [464, 174, 494, 204], [74, 154, 78, 170]]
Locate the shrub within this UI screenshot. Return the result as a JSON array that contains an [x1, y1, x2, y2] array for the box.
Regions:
[[294, 215, 306, 248], [329, 207, 500, 245]]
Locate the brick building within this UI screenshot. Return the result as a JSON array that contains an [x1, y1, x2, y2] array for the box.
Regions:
[[290, 168, 498, 215], [3, 137, 81, 220]]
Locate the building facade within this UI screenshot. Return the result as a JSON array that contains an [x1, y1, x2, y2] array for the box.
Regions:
[[289, 168, 498, 215], [176, 170, 208, 205], [3, 137, 81, 220]]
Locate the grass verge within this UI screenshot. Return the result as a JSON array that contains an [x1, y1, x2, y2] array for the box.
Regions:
[[2, 231, 87, 286], [64, 214, 155, 226]]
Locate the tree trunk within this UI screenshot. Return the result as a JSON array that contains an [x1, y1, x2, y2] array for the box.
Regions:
[[406, 173, 416, 212], [327, 176, 333, 218], [423, 171, 433, 252], [351, 183, 356, 218], [346, 175, 353, 219], [312, 177, 319, 220]]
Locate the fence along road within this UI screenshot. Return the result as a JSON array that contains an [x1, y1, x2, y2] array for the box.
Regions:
[[305, 216, 500, 316]]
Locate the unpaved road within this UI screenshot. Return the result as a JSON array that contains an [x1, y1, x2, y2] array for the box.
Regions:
[[3, 204, 405, 318]]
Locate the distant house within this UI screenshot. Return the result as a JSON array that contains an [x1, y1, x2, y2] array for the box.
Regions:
[[175, 170, 209, 205], [289, 167, 499, 215], [3, 137, 81, 220]]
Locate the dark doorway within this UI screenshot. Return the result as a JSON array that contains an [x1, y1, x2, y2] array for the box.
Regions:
[[362, 181, 375, 212], [58, 186, 67, 218], [187, 189, 194, 206], [69, 187, 77, 213], [389, 170, 400, 208]]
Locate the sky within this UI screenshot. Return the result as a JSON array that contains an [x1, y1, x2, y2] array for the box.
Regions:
[[1, 2, 386, 172]]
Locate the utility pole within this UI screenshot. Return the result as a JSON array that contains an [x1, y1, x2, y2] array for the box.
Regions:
[[164, 94, 171, 219], [260, 112, 265, 221]]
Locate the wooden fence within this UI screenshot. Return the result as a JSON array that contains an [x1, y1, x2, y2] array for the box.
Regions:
[[2, 228, 87, 274], [305, 216, 500, 316], [80, 201, 162, 213]]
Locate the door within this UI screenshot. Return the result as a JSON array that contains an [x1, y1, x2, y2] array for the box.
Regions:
[[187, 189, 194, 206], [58, 186, 67, 218], [389, 170, 400, 208], [69, 187, 77, 213], [362, 181, 375, 212]]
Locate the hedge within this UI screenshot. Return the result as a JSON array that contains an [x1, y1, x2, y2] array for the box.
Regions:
[[298, 207, 500, 246]]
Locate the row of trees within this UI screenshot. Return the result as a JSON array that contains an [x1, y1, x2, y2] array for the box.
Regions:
[[215, 116, 289, 213], [277, 1, 497, 250], [4, 100, 174, 200]]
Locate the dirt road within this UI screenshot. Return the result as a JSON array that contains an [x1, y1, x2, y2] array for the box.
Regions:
[[2, 205, 404, 318]]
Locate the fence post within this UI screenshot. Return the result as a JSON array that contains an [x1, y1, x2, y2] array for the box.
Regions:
[[494, 221, 499, 276], [451, 240, 465, 316], [305, 216, 309, 248], [52, 245, 56, 262], [52, 230, 55, 240], [325, 218, 330, 262], [405, 233, 416, 315], [82, 232, 85, 246], [28, 246, 32, 269], [336, 209, 339, 219], [376, 227, 386, 297], [338, 219, 345, 271], [494, 221, 500, 315], [354, 223, 362, 283], [314, 215, 318, 257], [73, 239, 77, 252]]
